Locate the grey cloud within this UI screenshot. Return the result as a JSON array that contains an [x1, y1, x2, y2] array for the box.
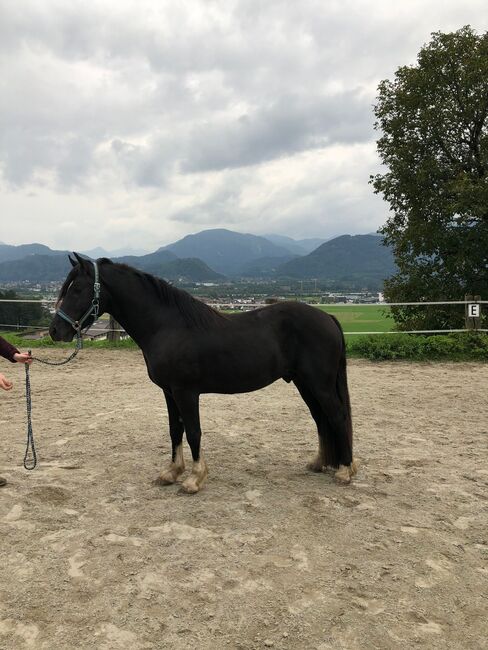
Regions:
[[1, 0, 487, 249], [169, 185, 245, 226], [182, 90, 373, 173], [1, 0, 473, 191], [109, 132, 184, 188], [164, 162, 386, 243], [0, 0, 387, 192]]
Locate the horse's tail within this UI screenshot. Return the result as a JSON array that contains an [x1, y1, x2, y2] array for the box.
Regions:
[[329, 315, 353, 461]]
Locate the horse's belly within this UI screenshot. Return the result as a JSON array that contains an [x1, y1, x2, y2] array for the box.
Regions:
[[200, 353, 285, 394], [147, 330, 290, 394], [204, 373, 281, 394]]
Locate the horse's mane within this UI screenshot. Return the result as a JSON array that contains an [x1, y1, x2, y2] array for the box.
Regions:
[[109, 260, 230, 330], [57, 258, 229, 329]]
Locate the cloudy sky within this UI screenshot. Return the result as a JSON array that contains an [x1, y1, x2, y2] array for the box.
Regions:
[[1, 1, 487, 253]]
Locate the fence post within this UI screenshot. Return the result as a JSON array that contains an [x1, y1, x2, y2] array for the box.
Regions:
[[465, 294, 481, 331], [108, 315, 120, 343]]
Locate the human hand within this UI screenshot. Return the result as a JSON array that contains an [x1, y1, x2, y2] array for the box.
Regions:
[[13, 352, 33, 364], [0, 373, 13, 391]]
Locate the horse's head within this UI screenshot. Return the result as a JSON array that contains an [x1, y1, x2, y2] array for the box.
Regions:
[[50, 253, 105, 342]]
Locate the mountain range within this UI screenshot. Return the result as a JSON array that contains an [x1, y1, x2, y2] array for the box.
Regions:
[[162, 229, 292, 275], [0, 229, 395, 288], [278, 235, 396, 285]]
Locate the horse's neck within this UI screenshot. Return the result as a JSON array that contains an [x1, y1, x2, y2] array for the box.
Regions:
[[103, 266, 175, 347]]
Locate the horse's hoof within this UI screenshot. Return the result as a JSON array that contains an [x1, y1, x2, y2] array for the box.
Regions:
[[154, 477, 173, 486], [181, 478, 201, 494], [154, 463, 186, 486], [306, 459, 324, 473], [180, 458, 208, 494], [154, 472, 177, 486], [334, 460, 359, 484], [334, 464, 353, 485]]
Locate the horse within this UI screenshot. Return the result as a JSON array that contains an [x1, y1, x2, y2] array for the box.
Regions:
[[49, 253, 357, 493]]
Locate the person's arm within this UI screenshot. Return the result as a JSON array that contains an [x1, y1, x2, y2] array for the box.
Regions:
[[0, 336, 19, 363]]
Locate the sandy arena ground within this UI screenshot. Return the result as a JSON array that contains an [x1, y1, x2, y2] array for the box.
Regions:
[[0, 350, 487, 649]]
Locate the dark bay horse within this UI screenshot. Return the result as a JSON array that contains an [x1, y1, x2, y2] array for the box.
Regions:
[[50, 253, 357, 493]]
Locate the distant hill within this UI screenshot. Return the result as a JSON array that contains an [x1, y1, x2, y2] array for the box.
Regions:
[[297, 237, 329, 254], [110, 250, 224, 282], [144, 258, 225, 282], [82, 246, 151, 258], [81, 246, 110, 259], [164, 228, 291, 275], [265, 235, 327, 255], [0, 232, 394, 287], [239, 254, 298, 277], [264, 235, 308, 256], [0, 243, 68, 264], [0, 254, 73, 282], [113, 249, 178, 268], [0, 248, 224, 283], [277, 235, 396, 288]]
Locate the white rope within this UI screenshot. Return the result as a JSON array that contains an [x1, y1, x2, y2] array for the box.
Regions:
[[343, 329, 488, 335], [2, 322, 485, 337], [0, 299, 56, 303], [324, 300, 487, 307], [0, 322, 126, 332], [1, 299, 484, 337], [1, 298, 487, 306]]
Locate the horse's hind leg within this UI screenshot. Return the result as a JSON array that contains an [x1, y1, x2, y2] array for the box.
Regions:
[[155, 390, 186, 485], [297, 371, 356, 483], [315, 388, 357, 484], [172, 389, 208, 494], [294, 380, 327, 472]]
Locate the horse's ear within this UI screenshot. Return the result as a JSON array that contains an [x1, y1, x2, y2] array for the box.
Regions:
[[73, 252, 90, 271], [68, 254, 77, 267]]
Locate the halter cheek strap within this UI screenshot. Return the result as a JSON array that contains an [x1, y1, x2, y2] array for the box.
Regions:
[[56, 261, 101, 333]]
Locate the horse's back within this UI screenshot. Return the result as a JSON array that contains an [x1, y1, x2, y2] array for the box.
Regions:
[[239, 301, 341, 344], [230, 300, 343, 370], [146, 300, 343, 394]]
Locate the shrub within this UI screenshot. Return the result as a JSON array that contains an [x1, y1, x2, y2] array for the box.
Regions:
[[348, 332, 488, 361], [3, 330, 487, 362]]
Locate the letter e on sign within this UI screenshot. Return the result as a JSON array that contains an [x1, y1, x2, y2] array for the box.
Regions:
[[468, 303, 480, 318]]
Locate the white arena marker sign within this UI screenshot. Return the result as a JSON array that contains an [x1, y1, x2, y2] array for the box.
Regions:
[[468, 303, 481, 318]]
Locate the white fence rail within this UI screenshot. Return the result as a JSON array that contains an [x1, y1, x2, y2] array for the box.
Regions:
[[0, 298, 485, 336]]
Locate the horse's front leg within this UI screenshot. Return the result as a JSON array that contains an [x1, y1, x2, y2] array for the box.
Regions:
[[155, 390, 185, 485], [172, 389, 208, 494]]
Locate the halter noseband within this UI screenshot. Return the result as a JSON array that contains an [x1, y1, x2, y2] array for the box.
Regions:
[[56, 260, 101, 334]]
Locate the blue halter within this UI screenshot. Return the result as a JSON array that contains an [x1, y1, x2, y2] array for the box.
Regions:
[[56, 260, 101, 334]]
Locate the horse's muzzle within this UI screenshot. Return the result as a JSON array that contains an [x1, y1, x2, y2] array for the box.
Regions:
[[49, 321, 75, 343]]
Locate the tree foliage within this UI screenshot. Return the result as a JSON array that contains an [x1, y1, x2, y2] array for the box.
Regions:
[[0, 290, 49, 331], [372, 26, 488, 330]]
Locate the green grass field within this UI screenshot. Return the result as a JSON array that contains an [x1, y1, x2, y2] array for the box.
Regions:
[[316, 305, 393, 334]]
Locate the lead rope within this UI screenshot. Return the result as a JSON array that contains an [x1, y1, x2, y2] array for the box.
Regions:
[[23, 331, 83, 470], [23, 354, 36, 470], [28, 330, 83, 366]]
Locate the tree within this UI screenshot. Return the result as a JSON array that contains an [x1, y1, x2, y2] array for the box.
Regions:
[[372, 26, 488, 330], [0, 290, 49, 332]]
